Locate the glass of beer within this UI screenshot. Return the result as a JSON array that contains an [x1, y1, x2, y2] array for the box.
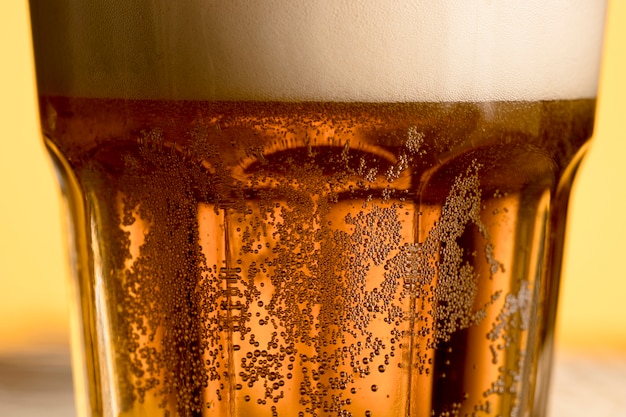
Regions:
[[28, 2, 607, 416]]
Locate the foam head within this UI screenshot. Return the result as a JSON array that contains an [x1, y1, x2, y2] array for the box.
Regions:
[[29, 0, 607, 101]]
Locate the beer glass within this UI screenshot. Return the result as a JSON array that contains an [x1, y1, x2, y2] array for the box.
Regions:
[[28, 1, 607, 416]]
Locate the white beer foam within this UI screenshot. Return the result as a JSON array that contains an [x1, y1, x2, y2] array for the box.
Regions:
[[31, 0, 607, 101]]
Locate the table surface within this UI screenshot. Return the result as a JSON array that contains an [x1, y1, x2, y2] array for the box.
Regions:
[[1, 348, 625, 417]]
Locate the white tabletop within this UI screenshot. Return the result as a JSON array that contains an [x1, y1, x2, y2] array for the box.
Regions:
[[548, 349, 626, 417]]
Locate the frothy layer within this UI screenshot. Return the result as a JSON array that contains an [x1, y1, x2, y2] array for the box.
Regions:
[[29, 1, 607, 101]]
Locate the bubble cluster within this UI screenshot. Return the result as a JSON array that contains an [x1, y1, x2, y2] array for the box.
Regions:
[[112, 138, 499, 416]]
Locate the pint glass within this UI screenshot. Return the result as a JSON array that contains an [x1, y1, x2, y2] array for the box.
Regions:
[[28, 2, 607, 416]]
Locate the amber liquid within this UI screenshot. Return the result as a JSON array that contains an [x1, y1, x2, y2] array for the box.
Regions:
[[39, 97, 595, 417]]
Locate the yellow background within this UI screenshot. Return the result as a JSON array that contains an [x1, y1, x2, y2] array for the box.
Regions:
[[1, 1, 624, 353]]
